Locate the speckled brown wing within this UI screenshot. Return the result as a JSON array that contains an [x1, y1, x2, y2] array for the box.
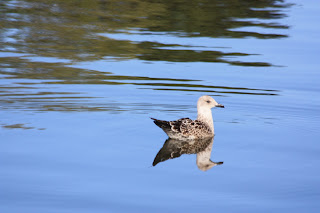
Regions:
[[168, 118, 192, 133], [151, 117, 213, 139], [171, 118, 213, 137]]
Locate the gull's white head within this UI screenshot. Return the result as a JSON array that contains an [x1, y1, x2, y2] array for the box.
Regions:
[[197, 95, 224, 109]]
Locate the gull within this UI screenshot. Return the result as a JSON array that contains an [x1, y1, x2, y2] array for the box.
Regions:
[[151, 95, 224, 140]]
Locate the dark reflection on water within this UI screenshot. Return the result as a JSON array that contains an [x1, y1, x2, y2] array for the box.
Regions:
[[153, 137, 223, 171], [135, 41, 272, 66], [2, 123, 34, 130]]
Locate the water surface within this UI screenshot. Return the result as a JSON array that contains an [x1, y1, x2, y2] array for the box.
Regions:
[[1, 0, 320, 212]]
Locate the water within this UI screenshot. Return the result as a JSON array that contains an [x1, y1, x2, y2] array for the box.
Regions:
[[0, 0, 320, 212]]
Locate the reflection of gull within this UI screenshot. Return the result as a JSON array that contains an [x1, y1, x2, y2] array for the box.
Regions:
[[151, 95, 224, 140], [153, 137, 223, 171]]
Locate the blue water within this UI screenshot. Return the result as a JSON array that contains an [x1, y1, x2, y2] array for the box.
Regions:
[[0, 0, 320, 212]]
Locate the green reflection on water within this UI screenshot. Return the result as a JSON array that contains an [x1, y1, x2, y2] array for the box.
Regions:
[[1, 0, 290, 63], [0, 0, 289, 112]]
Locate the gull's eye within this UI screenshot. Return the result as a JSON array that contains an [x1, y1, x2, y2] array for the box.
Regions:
[[206, 100, 211, 103]]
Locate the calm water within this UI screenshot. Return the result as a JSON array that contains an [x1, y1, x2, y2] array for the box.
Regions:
[[1, 0, 320, 212]]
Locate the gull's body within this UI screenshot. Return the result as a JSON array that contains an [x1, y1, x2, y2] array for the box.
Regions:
[[151, 95, 224, 140]]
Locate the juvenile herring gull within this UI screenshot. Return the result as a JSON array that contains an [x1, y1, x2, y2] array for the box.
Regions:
[[151, 95, 224, 140]]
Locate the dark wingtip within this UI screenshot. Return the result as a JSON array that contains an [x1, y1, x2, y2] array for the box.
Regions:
[[152, 158, 161, 166]]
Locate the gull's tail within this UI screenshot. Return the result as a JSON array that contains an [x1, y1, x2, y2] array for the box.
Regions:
[[150, 118, 171, 132]]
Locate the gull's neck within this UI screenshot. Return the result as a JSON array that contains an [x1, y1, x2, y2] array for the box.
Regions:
[[197, 106, 214, 132]]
